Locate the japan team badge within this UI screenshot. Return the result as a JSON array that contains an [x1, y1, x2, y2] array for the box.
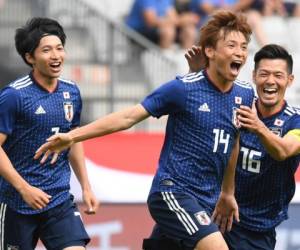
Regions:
[[274, 118, 284, 126], [232, 107, 241, 128], [63, 91, 70, 99], [63, 102, 74, 122], [194, 211, 211, 225], [235, 96, 242, 104]]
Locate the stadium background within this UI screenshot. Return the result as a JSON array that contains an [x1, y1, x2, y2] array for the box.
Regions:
[[1, 0, 300, 249]]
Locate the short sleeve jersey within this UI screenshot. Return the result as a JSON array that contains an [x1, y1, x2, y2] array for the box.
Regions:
[[236, 102, 300, 231], [126, 0, 175, 31], [142, 70, 255, 213], [0, 73, 82, 214]]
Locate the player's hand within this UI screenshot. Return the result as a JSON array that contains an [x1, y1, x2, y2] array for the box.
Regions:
[[184, 45, 204, 73], [212, 192, 239, 233], [82, 188, 99, 215], [237, 104, 265, 134], [34, 133, 74, 164], [19, 184, 52, 210]]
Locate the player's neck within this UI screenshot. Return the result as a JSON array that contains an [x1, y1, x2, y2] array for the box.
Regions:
[[257, 100, 285, 118], [32, 70, 58, 93], [206, 68, 233, 93]]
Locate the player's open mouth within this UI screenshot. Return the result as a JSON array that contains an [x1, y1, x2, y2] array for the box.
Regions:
[[263, 87, 277, 94], [230, 61, 242, 71], [50, 62, 61, 68]]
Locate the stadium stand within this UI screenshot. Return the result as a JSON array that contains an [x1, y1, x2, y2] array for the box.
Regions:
[[0, 0, 300, 122]]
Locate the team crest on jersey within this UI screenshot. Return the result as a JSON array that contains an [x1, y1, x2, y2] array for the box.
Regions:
[[7, 245, 19, 250], [232, 107, 241, 128], [63, 91, 70, 99], [194, 211, 211, 225], [63, 102, 74, 122], [270, 127, 282, 136], [274, 119, 284, 126], [235, 96, 242, 104]]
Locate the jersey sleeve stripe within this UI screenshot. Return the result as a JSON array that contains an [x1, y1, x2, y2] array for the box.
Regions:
[[59, 78, 75, 85], [14, 81, 33, 89], [181, 72, 204, 82], [10, 77, 31, 88], [11, 75, 30, 85], [235, 81, 253, 89], [182, 75, 205, 83], [284, 106, 295, 116]]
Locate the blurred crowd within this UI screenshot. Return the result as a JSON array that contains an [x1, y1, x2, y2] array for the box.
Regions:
[[125, 0, 300, 51]]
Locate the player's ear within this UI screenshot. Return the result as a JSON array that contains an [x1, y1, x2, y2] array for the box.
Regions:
[[25, 52, 34, 65], [287, 74, 294, 87], [204, 46, 214, 59]]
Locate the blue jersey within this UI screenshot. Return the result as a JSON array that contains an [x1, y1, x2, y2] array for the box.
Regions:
[[236, 102, 300, 232], [142, 70, 255, 213], [126, 0, 174, 32], [0, 73, 82, 214]]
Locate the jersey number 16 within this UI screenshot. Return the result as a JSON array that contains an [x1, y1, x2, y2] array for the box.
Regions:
[[240, 147, 262, 173]]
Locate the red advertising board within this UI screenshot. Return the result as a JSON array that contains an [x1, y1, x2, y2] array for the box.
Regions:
[[69, 132, 300, 203]]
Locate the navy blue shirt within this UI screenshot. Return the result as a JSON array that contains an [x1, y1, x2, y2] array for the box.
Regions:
[[236, 102, 300, 232], [142, 70, 255, 213], [0, 73, 82, 214]]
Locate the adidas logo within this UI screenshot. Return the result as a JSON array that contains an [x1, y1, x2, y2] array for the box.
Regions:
[[198, 103, 210, 112], [35, 105, 46, 114]]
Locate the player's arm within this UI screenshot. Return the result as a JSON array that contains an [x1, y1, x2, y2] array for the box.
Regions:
[[0, 88, 51, 209], [238, 104, 300, 161], [69, 140, 99, 214], [35, 104, 150, 162], [212, 134, 240, 233], [0, 133, 51, 209]]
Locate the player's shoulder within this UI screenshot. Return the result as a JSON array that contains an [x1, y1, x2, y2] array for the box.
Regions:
[[58, 77, 77, 86], [178, 71, 205, 84], [8, 75, 33, 90], [283, 103, 300, 117], [234, 79, 253, 90], [58, 77, 80, 91]]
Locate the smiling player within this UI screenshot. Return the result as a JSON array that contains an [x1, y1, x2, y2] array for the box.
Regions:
[[0, 17, 98, 250], [35, 11, 254, 250]]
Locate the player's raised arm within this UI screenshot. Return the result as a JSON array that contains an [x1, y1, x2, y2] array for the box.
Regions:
[[238, 104, 300, 161], [35, 104, 150, 163]]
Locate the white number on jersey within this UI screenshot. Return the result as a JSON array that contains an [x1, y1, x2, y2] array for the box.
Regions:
[[240, 146, 262, 173], [213, 129, 230, 153], [51, 127, 60, 134]]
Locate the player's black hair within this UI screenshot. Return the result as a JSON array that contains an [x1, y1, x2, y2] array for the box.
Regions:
[[15, 17, 66, 67], [254, 44, 293, 74]]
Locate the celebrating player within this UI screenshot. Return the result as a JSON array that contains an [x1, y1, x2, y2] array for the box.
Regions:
[[0, 17, 98, 249], [187, 44, 300, 249], [35, 11, 254, 250]]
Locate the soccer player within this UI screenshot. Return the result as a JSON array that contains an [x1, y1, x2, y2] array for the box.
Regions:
[[187, 44, 300, 249], [225, 44, 300, 250], [35, 11, 254, 250], [0, 18, 98, 249]]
